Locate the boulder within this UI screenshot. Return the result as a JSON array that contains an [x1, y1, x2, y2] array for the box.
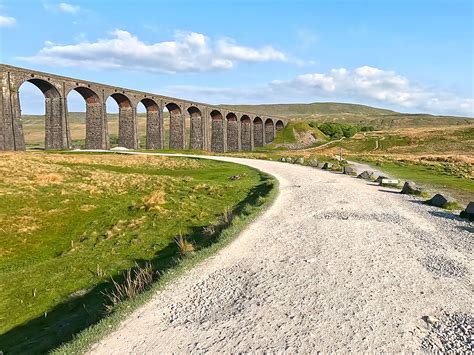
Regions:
[[308, 159, 318, 167], [280, 157, 286, 162], [425, 194, 453, 208], [460, 202, 474, 221], [380, 178, 399, 187], [374, 175, 388, 184], [343, 166, 357, 175], [357, 170, 374, 180], [401, 181, 424, 195], [322, 162, 333, 170], [296, 157, 305, 165], [317, 162, 326, 169]]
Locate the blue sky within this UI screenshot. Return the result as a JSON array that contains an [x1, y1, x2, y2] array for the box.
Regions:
[[0, 0, 472, 116]]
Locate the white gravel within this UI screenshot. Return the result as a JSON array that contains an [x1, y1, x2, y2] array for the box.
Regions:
[[89, 155, 473, 353]]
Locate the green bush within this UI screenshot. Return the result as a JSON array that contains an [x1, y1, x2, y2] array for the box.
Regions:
[[317, 122, 360, 139]]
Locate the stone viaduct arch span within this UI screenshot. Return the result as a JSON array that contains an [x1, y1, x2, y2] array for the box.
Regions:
[[0, 64, 287, 152]]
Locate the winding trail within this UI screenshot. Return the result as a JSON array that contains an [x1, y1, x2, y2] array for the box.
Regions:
[[90, 154, 473, 353]]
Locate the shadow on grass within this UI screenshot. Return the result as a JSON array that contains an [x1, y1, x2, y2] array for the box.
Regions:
[[0, 172, 274, 354]]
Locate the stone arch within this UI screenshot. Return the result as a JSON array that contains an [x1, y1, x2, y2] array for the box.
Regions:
[[276, 120, 284, 130], [68, 87, 106, 150], [226, 112, 238, 151], [17, 78, 66, 150], [187, 106, 203, 150], [166, 102, 184, 149], [264, 118, 275, 144], [210, 110, 224, 152], [107, 92, 137, 149], [240, 115, 252, 151], [140, 98, 161, 149], [253, 116, 264, 147]]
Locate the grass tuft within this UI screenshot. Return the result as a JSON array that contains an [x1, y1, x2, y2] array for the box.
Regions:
[[103, 263, 155, 313], [174, 233, 195, 255]]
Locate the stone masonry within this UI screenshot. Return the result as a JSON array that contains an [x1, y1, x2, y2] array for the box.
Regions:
[[0, 64, 286, 152]]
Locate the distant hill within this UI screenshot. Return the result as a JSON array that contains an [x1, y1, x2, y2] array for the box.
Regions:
[[220, 102, 472, 129]]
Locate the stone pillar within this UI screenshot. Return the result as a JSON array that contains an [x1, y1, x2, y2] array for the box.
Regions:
[[211, 117, 224, 152], [265, 121, 274, 143], [190, 113, 203, 150], [45, 97, 68, 150], [240, 118, 252, 151], [85, 102, 108, 149], [237, 117, 242, 151], [118, 106, 138, 149], [0, 76, 25, 150], [170, 112, 185, 149], [146, 107, 162, 149], [253, 119, 264, 147], [227, 118, 238, 151]]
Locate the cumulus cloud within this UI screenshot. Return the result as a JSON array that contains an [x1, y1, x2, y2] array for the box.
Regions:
[[58, 2, 80, 13], [0, 15, 16, 27], [162, 66, 474, 116], [19, 30, 287, 73]]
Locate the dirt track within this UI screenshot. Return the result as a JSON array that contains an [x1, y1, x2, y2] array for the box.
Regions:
[[90, 155, 473, 353]]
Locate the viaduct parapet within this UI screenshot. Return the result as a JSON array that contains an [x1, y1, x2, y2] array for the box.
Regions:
[[0, 64, 286, 152]]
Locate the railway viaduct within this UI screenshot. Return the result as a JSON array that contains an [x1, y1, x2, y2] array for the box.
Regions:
[[0, 64, 286, 152]]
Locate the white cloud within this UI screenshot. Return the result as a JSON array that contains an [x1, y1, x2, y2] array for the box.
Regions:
[[0, 15, 16, 27], [19, 29, 287, 73], [162, 66, 474, 117], [58, 3, 80, 13]]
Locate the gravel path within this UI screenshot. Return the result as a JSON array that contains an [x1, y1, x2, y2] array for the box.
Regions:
[[90, 155, 473, 353]]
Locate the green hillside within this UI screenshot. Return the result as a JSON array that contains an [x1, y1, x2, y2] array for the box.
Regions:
[[221, 102, 472, 129]]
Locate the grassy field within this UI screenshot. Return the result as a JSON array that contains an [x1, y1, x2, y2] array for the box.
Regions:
[[304, 125, 474, 205], [0, 152, 275, 353]]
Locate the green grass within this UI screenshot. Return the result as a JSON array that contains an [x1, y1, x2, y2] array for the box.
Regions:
[[0, 152, 276, 353], [53, 169, 278, 354], [266, 121, 328, 149], [355, 158, 474, 206]]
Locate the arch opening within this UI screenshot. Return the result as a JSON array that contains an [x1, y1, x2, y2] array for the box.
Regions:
[[276, 120, 284, 130], [240, 115, 252, 151], [68, 87, 102, 149], [17, 79, 64, 150], [188, 106, 202, 150], [226, 112, 238, 151], [253, 117, 264, 147], [210, 110, 224, 152]]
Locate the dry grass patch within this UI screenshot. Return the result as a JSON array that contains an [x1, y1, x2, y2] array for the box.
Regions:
[[141, 191, 166, 211]]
